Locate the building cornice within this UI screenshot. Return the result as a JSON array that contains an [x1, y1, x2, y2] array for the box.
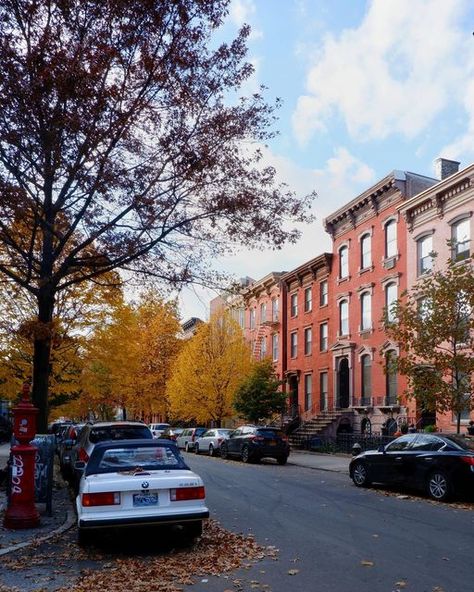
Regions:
[[281, 253, 332, 287]]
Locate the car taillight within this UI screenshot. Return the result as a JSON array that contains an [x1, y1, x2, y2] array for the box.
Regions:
[[78, 448, 89, 462], [280, 435, 288, 442], [170, 486, 205, 501], [460, 456, 474, 466], [82, 492, 121, 506]]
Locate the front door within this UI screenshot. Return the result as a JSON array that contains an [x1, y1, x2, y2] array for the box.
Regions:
[[337, 358, 350, 408]]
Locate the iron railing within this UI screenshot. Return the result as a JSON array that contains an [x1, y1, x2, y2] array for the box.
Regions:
[[297, 433, 396, 454]]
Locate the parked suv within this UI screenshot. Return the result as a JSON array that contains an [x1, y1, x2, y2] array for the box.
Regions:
[[220, 426, 290, 464], [71, 421, 153, 488], [149, 423, 170, 438], [176, 427, 207, 452]]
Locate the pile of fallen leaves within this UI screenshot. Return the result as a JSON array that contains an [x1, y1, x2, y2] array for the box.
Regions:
[[60, 520, 277, 592]]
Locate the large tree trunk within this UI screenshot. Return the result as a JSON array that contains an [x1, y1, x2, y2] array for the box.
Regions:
[[32, 288, 54, 433]]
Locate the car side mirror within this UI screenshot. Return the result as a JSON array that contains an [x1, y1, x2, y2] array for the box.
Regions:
[[74, 460, 86, 472], [377, 444, 385, 453]]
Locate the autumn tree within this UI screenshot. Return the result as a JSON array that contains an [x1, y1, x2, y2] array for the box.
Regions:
[[167, 311, 252, 426], [79, 292, 180, 421], [385, 256, 474, 433], [0, 0, 312, 430], [233, 358, 286, 424]]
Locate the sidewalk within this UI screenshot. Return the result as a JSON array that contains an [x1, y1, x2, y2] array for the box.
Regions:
[[288, 449, 350, 473], [0, 442, 75, 556]]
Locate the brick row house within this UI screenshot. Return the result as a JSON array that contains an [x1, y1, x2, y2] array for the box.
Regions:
[[400, 158, 474, 433], [209, 159, 474, 438]]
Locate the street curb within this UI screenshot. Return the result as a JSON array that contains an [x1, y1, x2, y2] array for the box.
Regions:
[[0, 509, 76, 557], [286, 461, 348, 474]]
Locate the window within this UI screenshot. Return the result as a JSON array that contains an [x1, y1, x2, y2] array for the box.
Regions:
[[320, 281, 328, 306], [360, 292, 372, 331], [417, 235, 434, 276], [320, 372, 328, 411], [304, 327, 312, 355], [290, 293, 298, 317], [272, 334, 279, 361], [385, 219, 397, 258], [260, 336, 267, 360], [304, 374, 312, 411], [320, 323, 328, 352], [385, 435, 412, 452], [385, 350, 398, 404], [290, 332, 298, 358], [339, 246, 349, 278], [360, 234, 371, 269], [452, 218, 470, 261], [271, 298, 279, 322], [385, 283, 397, 323], [304, 287, 312, 312], [260, 302, 267, 324], [249, 308, 256, 330], [361, 355, 372, 402], [339, 300, 349, 335]]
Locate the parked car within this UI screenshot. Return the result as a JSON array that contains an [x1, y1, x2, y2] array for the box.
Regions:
[[58, 423, 85, 478], [194, 429, 232, 456], [71, 421, 153, 489], [176, 427, 207, 452], [75, 439, 209, 546], [220, 426, 290, 464], [160, 427, 184, 442], [149, 423, 170, 439], [350, 433, 474, 501]]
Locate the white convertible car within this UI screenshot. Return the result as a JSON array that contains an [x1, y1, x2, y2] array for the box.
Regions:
[[75, 439, 209, 546]]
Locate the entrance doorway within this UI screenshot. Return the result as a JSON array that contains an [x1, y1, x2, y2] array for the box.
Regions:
[[288, 375, 299, 416], [337, 358, 350, 408]]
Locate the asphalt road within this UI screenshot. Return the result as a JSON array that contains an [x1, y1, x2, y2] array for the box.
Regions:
[[184, 453, 474, 592]]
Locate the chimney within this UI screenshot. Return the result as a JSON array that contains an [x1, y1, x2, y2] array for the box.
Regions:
[[434, 158, 460, 180]]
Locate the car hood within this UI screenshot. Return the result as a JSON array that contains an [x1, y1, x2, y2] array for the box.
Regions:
[[81, 469, 203, 493]]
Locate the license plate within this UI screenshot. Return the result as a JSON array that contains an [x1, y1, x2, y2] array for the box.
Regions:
[[133, 492, 159, 507], [269, 441, 276, 446]]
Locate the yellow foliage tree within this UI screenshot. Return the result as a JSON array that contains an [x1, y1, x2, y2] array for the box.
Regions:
[[79, 292, 181, 420], [167, 310, 252, 426]]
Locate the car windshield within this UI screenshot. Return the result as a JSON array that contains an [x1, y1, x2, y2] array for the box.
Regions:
[[91, 445, 187, 474], [90, 426, 152, 443], [443, 435, 474, 451]]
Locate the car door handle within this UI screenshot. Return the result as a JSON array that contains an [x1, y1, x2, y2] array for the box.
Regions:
[[395, 457, 403, 461], [423, 457, 433, 461]]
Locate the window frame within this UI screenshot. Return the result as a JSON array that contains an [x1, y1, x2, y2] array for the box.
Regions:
[[385, 219, 397, 259], [304, 373, 313, 412], [451, 217, 471, 262], [304, 286, 312, 313], [360, 233, 372, 269], [304, 326, 312, 355], [320, 280, 328, 307], [360, 291, 372, 331], [319, 322, 328, 352], [290, 331, 298, 358], [339, 299, 349, 336], [417, 234, 434, 276], [339, 245, 349, 279], [290, 292, 298, 318]]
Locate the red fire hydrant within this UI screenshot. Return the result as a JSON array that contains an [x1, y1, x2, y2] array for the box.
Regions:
[[3, 382, 40, 529]]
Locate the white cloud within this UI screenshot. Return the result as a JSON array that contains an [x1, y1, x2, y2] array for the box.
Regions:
[[292, 0, 472, 145], [178, 147, 376, 319], [229, 0, 256, 26]]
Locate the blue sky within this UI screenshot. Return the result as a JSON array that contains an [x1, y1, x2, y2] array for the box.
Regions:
[[178, 0, 474, 319]]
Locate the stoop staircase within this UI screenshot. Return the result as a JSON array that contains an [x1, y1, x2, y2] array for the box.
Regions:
[[289, 410, 354, 448]]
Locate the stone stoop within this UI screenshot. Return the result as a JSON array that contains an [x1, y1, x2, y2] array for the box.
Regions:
[[289, 410, 353, 447]]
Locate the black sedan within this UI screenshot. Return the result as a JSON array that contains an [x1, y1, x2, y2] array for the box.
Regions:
[[350, 433, 474, 501]]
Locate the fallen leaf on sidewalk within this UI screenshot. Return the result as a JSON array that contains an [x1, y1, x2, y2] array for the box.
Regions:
[[287, 569, 299, 576], [360, 560, 374, 567]]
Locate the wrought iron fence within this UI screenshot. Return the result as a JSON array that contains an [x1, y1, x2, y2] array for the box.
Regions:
[[298, 433, 396, 454]]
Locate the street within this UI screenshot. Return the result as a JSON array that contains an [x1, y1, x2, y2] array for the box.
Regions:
[[1, 452, 473, 592]]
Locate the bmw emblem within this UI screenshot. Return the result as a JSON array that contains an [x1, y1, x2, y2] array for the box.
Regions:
[[141, 481, 149, 490]]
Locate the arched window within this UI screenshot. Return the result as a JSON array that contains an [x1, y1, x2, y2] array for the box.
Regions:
[[452, 218, 470, 261], [385, 282, 397, 323], [339, 300, 349, 335], [361, 354, 372, 402], [360, 234, 371, 269], [360, 292, 371, 331], [339, 245, 349, 279], [386, 350, 398, 404], [417, 234, 434, 275], [385, 219, 397, 258]]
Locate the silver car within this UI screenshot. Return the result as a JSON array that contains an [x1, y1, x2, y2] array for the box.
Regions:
[[194, 429, 232, 456]]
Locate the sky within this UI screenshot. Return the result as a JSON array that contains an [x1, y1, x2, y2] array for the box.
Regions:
[[177, 0, 474, 320]]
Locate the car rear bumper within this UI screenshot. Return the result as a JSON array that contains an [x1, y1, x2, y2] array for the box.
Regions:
[[78, 510, 210, 530]]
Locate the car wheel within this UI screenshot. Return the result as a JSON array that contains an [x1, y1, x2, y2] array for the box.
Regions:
[[277, 455, 288, 465], [241, 446, 250, 463], [209, 444, 214, 457], [352, 461, 370, 487], [194, 443, 199, 454], [220, 444, 228, 459], [78, 529, 94, 547], [186, 521, 203, 539], [427, 470, 452, 502]]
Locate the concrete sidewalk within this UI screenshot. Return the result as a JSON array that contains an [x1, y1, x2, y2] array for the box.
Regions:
[[288, 449, 350, 473]]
